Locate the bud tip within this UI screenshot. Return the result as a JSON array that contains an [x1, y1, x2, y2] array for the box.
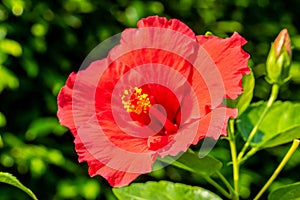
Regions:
[[274, 28, 291, 57]]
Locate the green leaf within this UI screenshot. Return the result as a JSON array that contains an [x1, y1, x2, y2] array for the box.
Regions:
[[57, 178, 100, 199], [0, 172, 38, 200], [0, 112, 6, 127], [21, 56, 39, 77], [262, 126, 300, 148], [0, 38, 22, 57], [290, 61, 300, 84], [0, 66, 19, 92], [225, 70, 255, 116], [268, 182, 300, 200], [237, 101, 300, 148], [25, 117, 67, 140], [113, 181, 222, 200], [158, 152, 223, 177]]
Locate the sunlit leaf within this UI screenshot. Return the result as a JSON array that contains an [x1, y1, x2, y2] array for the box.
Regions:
[[31, 23, 48, 37], [290, 62, 300, 84], [0, 172, 38, 200], [31, 37, 47, 53], [0, 112, 6, 127], [21, 53, 39, 77], [262, 126, 300, 148], [81, 179, 101, 199], [63, 15, 82, 28], [1, 133, 77, 173], [57, 178, 100, 199], [148, 1, 164, 14], [268, 182, 300, 200], [237, 101, 300, 148], [215, 21, 243, 32], [2, 0, 25, 16], [113, 181, 222, 200], [63, 0, 95, 13], [30, 158, 46, 178], [25, 117, 67, 140], [0, 38, 22, 56], [158, 152, 222, 177], [0, 26, 7, 39], [0, 66, 19, 92]]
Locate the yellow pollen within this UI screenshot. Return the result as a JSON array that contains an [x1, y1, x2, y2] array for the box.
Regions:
[[121, 87, 152, 114]]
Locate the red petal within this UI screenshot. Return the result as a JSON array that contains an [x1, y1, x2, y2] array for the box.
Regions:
[[197, 32, 250, 99], [75, 133, 154, 187], [87, 159, 141, 187], [147, 134, 175, 151], [76, 141, 141, 187], [192, 106, 237, 144], [137, 16, 195, 39], [67, 59, 160, 182], [57, 72, 76, 135]]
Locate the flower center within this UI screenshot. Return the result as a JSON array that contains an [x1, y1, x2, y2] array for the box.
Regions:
[[121, 87, 152, 114]]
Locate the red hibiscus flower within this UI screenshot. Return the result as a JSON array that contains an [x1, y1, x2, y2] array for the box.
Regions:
[[57, 16, 249, 187]]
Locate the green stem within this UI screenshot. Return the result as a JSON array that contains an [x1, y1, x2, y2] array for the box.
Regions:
[[253, 139, 300, 200], [204, 176, 231, 199], [216, 171, 235, 196], [237, 84, 279, 162], [158, 150, 231, 198], [188, 149, 234, 198], [227, 119, 239, 200], [239, 147, 259, 165]]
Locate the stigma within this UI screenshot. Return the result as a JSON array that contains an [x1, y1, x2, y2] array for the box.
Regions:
[[121, 87, 152, 114]]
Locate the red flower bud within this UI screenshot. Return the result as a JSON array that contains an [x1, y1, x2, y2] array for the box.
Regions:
[[274, 28, 291, 57], [266, 29, 292, 85]]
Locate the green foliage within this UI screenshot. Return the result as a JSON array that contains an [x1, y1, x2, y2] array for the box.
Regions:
[[237, 101, 300, 148], [226, 70, 255, 116], [0, 112, 6, 127], [25, 117, 67, 140], [0, 66, 19, 93], [113, 181, 222, 200], [56, 178, 101, 200], [159, 152, 223, 176], [269, 182, 300, 200], [0, 39, 22, 57], [0, 172, 38, 200]]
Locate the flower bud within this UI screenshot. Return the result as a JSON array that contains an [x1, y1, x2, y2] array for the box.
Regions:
[[266, 29, 292, 85]]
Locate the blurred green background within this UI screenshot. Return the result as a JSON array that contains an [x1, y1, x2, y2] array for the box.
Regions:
[[0, 0, 300, 199]]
